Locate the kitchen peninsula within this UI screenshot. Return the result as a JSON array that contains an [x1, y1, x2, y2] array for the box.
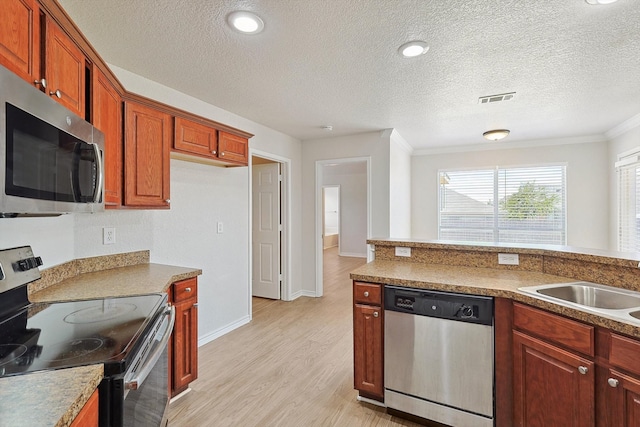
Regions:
[[351, 239, 640, 427]]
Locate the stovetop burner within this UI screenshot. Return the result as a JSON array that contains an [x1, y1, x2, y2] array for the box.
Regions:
[[43, 338, 105, 362], [64, 302, 138, 324]]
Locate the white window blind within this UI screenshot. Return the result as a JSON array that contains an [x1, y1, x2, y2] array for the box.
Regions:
[[438, 165, 566, 245], [617, 151, 640, 252]]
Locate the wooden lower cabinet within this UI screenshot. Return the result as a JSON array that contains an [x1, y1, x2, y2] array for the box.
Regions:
[[513, 330, 595, 427], [170, 278, 198, 397], [604, 369, 640, 427], [70, 389, 99, 427], [353, 281, 383, 401]]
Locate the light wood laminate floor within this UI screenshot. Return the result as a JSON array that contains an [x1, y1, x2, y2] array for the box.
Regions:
[[168, 248, 423, 426]]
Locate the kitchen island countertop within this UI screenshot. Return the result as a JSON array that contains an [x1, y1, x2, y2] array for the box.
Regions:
[[0, 364, 103, 427]]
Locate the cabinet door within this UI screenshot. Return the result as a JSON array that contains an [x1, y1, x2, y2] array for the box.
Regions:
[[0, 0, 40, 83], [70, 389, 99, 427], [45, 17, 86, 117], [513, 330, 594, 427], [92, 67, 122, 207], [124, 101, 171, 207], [607, 370, 640, 427], [218, 131, 248, 165], [173, 297, 198, 395], [174, 117, 218, 157], [353, 303, 383, 400]]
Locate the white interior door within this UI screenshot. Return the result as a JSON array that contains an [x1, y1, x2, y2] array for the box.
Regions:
[[252, 162, 281, 299]]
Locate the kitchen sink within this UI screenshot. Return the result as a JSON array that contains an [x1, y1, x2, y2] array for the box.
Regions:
[[519, 281, 640, 325], [535, 284, 640, 310]]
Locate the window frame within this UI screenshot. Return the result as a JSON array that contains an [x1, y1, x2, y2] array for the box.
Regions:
[[437, 163, 568, 245], [616, 147, 640, 252]]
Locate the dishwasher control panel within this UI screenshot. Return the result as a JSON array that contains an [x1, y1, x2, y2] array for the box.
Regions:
[[385, 286, 493, 326]]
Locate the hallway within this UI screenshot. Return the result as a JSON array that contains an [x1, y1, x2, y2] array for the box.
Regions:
[[168, 248, 421, 426]]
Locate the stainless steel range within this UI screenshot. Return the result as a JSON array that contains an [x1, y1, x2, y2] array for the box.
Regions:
[[0, 246, 174, 427]]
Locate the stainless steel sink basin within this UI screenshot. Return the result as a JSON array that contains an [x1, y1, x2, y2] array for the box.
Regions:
[[535, 284, 640, 309], [519, 282, 640, 325]]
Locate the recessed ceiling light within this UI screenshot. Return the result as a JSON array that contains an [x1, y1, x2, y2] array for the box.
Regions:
[[585, 0, 618, 4], [227, 11, 264, 34], [483, 129, 510, 141], [398, 41, 429, 58]]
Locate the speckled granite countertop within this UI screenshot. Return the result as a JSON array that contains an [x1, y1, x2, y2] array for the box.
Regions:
[[0, 364, 103, 427], [351, 260, 640, 339], [29, 262, 201, 302]]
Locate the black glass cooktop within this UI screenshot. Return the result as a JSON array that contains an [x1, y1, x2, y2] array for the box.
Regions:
[[0, 293, 166, 377]]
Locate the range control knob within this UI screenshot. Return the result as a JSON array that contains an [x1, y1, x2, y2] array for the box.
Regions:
[[16, 256, 43, 272]]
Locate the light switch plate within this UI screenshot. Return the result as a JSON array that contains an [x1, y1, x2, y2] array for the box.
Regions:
[[395, 247, 411, 257]]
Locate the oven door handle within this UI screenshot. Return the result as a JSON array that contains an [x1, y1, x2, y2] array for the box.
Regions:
[[125, 306, 175, 391]]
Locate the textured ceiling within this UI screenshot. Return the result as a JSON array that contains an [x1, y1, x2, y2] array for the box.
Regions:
[[58, 0, 640, 149]]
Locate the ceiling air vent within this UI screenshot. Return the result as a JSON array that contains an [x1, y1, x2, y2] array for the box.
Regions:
[[478, 92, 516, 104]]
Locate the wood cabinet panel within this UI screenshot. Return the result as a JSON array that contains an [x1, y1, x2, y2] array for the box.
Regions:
[[353, 281, 382, 305], [606, 369, 640, 427], [353, 298, 383, 401], [218, 131, 248, 165], [70, 389, 99, 427], [124, 101, 171, 207], [45, 17, 86, 117], [610, 333, 640, 378], [92, 66, 122, 207], [0, 0, 40, 83], [174, 116, 217, 157], [171, 278, 198, 397], [513, 330, 594, 427], [513, 302, 594, 357]]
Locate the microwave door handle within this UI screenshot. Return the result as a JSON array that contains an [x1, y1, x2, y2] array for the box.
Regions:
[[92, 143, 103, 203], [125, 306, 175, 391]]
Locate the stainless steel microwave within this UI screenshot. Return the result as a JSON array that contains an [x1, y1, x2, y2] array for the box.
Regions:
[[0, 65, 104, 217]]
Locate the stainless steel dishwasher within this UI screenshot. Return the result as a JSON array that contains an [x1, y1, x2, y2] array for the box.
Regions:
[[384, 286, 495, 427]]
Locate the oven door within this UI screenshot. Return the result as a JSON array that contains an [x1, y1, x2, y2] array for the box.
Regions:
[[100, 305, 175, 427]]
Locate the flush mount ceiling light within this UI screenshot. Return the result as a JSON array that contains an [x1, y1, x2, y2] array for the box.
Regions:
[[398, 41, 429, 58], [227, 11, 264, 34], [483, 129, 510, 141], [585, 0, 618, 4]]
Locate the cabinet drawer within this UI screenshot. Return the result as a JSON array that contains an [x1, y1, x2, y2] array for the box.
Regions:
[[610, 333, 640, 377], [353, 282, 382, 305], [513, 303, 594, 356], [173, 278, 197, 303]]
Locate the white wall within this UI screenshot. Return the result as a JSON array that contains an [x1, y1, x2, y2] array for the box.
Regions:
[[302, 130, 391, 295], [411, 139, 610, 250], [323, 172, 367, 257], [608, 114, 640, 250], [389, 130, 412, 238], [1, 65, 303, 345]]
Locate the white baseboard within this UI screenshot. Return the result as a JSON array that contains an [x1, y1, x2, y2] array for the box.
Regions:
[[197, 315, 250, 347], [289, 289, 318, 299], [339, 251, 367, 258]]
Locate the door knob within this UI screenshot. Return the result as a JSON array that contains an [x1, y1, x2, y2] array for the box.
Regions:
[[373, 312, 379, 318], [578, 366, 589, 375], [50, 89, 62, 98], [185, 287, 191, 292], [363, 291, 369, 297], [608, 378, 619, 388], [34, 78, 47, 88]]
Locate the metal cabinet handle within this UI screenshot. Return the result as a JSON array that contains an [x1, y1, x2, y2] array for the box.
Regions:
[[363, 291, 369, 297], [50, 89, 62, 98], [608, 378, 619, 388], [193, 303, 199, 308], [373, 312, 379, 318], [212, 150, 217, 155], [34, 78, 47, 88], [221, 152, 225, 156], [165, 199, 170, 203], [578, 366, 589, 375], [185, 287, 192, 292]]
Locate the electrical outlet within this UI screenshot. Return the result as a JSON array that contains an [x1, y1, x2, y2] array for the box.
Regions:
[[217, 222, 223, 234], [498, 253, 519, 265], [103, 227, 116, 245], [395, 247, 411, 257]]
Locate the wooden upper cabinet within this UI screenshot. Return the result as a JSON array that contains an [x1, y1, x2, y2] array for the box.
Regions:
[[124, 101, 171, 208], [174, 117, 218, 157], [92, 66, 122, 207], [218, 131, 248, 165], [0, 0, 40, 83], [45, 16, 86, 117]]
